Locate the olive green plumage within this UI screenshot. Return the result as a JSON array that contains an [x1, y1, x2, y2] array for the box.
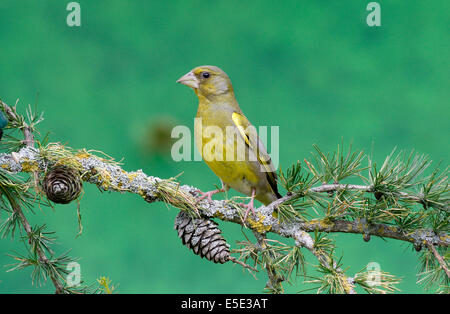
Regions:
[[177, 65, 281, 212]]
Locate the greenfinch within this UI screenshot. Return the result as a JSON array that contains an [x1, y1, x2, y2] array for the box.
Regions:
[[177, 65, 281, 219]]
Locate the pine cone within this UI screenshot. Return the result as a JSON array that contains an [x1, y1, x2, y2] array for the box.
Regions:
[[43, 165, 82, 204], [174, 211, 230, 264]]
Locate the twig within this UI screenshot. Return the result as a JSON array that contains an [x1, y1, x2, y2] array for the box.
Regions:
[[0, 100, 64, 293], [228, 256, 258, 273], [0, 99, 40, 188], [0, 99, 35, 147], [6, 189, 64, 293], [267, 183, 426, 211], [252, 232, 285, 293], [426, 242, 450, 279], [292, 229, 356, 294]]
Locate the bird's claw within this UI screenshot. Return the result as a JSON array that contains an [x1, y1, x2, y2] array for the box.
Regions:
[[198, 188, 225, 202], [239, 198, 256, 222]]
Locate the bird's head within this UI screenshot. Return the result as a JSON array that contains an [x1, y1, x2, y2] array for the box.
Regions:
[[176, 65, 234, 100]]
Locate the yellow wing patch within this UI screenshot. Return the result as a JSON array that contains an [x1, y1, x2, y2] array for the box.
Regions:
[[231, 112, 271, 171], [231, 112, 279, 197]]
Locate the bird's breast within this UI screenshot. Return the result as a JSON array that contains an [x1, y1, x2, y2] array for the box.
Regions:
[[194, 117, 260, 194]]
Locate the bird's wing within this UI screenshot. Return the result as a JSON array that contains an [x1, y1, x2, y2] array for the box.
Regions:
[[231, 112, 281, 198]]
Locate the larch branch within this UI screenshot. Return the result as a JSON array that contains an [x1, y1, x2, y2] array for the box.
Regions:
[[0, 146, 447, 250], [426, 243, 450, 279], [1, 99, 64, 293]]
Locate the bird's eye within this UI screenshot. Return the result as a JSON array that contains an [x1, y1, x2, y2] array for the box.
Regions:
[[202, 72, 210, 79]]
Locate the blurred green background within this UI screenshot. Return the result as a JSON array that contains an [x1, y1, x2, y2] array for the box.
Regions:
[[0, 1, 448, 293]]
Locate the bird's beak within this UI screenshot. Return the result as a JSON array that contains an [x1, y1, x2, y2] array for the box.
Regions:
[[176, 71, 199, 89]]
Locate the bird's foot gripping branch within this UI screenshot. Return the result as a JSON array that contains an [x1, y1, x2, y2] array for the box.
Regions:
[[0, 99, 448, 294]]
